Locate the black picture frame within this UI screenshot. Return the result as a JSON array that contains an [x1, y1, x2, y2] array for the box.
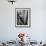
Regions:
[[15, 8, 31, 28]]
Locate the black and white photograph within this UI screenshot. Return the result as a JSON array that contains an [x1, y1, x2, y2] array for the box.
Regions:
[[15, 8, 31, 28]]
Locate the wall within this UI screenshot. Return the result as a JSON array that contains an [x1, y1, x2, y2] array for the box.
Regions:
[[0, 0, 46, 42]]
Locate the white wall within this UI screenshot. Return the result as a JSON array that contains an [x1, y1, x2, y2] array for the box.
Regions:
[[0, 0, 46, 42]]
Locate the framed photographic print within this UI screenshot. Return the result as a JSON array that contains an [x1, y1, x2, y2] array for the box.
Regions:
[[15, 8, 31, 28]]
